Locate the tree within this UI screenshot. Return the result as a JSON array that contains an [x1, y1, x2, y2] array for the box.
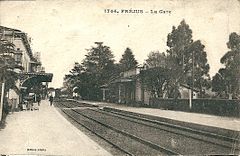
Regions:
[[221, 32, 240, 96], [0, 39, 18, 118], [166, 20, 194, 96], [119, 47, 138, 71], [140, 67, 170, 98], [221, 32, 240, 69], [166, 20, 210, 97], [83, 42, 116, 81], [64, 62, 83, 96], [140, 51, 170, 98], [167, 20, 193, 66], [64, 42, 117, 100], [145, 51, 166, 68], [212, 72, 225, 94], [186, 40, 211, 97], [212, 68, 230, 98], [213, 32, 240, 98]]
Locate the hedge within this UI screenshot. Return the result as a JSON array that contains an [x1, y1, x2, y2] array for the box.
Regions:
[[149, 98, 240, 117]]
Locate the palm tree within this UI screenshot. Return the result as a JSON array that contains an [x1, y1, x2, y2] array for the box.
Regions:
[[0, 39, 18, 120]]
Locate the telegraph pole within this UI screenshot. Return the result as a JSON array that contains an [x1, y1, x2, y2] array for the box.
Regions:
[[189, 50, 194, 110]]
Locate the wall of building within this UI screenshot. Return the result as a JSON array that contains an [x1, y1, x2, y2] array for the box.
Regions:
[[134, 78, 151, 105], [1, 27, 50, 112], [143, 89, 151, 105], [135, 79, 142, 102], [8, 89, 19, 109], [13, 37, 31, 72], [179, 87, 198, 99], [123, 68, 141, 78]]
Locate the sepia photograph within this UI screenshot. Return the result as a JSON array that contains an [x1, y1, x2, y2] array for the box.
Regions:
[[0, 0, 239, 155]]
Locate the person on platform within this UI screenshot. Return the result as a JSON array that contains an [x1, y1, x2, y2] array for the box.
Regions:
[[29, 96, 34, 111], [49, 95, 53, 106], [36, 94, 41, 106]]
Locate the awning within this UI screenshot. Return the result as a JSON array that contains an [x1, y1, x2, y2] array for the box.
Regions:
[[21, 72, 53, 89]]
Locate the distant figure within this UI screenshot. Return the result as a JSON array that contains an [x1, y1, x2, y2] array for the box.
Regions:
[[29, 96, 34, 111], [36, 94, 41, 106], [49, 95, 53, 106]]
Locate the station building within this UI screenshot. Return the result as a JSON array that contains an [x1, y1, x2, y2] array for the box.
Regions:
[[106, 67, 151, 105], [0, 26, 53, 110], [101, 66, 202, 105]]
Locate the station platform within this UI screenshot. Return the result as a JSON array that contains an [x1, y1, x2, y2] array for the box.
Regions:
[[80, 100, 240, 132], [0, 100, 111, 156]]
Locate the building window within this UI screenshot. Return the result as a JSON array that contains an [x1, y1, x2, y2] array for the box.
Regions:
[[15, 53, 22, 63]]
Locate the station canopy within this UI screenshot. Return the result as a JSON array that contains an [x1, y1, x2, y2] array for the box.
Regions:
[[21, 72, 53, 89]]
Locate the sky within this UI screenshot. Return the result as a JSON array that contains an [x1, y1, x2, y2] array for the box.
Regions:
[[0, 0, 240, 88]]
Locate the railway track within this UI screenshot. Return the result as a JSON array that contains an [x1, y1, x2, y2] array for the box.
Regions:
[[56, 101, 180, 155], [102, 108, 240, 148], [55, 100, 240, 155], [55, 99, 97, 108]]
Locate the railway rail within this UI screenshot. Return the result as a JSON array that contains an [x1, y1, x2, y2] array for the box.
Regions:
[[56, 101, 178, 155], [102, 108, 239, 148], [55, 100, 240, 155]]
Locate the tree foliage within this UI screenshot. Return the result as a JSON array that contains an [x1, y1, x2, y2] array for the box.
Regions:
[[0, 39, 18, 91], [119, 47, 138, 71], [64, 62, 83, 95], [166, 20, 210, 97], [145, 51, 167, 68], [212, 32, 240, 98], [140, 67, 170, 98], [212, 68, 230, 97], [64, 42, 117, 100], [0, 39, 19, 115], [166, 20, 194, 88], [141, 51, 169, 98]]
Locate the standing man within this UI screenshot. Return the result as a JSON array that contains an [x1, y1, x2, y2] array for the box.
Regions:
[[49, 95, 53, 106], [36, 94, 41, 106]]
